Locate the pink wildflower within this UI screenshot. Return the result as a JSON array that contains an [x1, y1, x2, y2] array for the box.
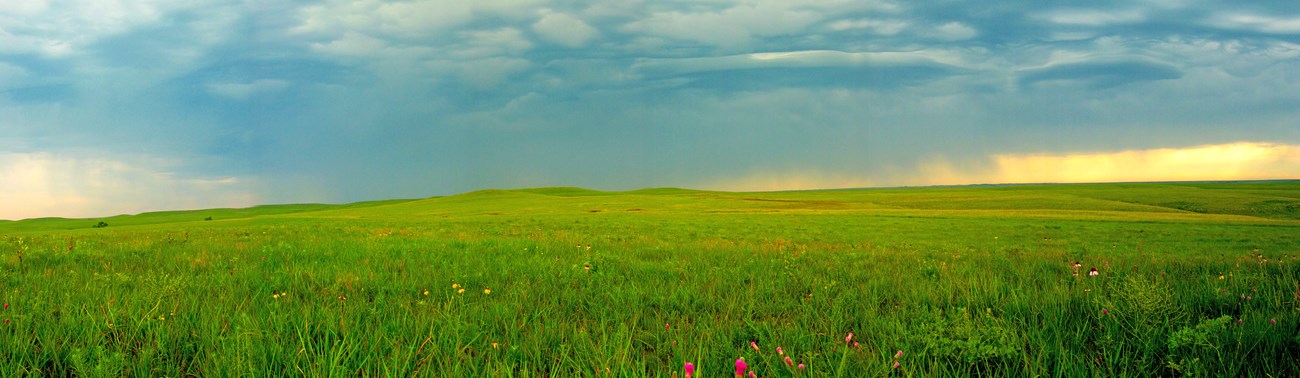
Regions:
[[798, 363, 805, 370], [895, 350, 904, 359], [748, 371, 756, 378], [684, 362, 694, 378], [751, 341, 759, 351], [1271, 319, 1277, 325], [893, 361, 901, 369], [784, 355, 794, 366], [845, 332, 854, 344], [776, 347, 783, 355], [1101, 309, 1109, 315], [735, 358, 748, 377]]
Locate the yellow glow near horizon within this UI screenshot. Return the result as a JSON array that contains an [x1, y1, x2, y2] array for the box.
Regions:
[[989, 142, 1300, 184], [0, 152, 258, 220], [706, 142, 1300, 191]]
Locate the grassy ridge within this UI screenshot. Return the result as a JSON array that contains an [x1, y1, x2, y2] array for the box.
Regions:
[[0, 199, 416, 232], [1, 181, 1298, 376], [6, 181, 1299, 228]]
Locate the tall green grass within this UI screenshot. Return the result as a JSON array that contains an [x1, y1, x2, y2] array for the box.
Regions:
[[1, 182, 1298, 376]]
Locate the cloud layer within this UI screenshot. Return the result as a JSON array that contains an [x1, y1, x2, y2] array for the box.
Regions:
[[2, 0, 1299, 219]]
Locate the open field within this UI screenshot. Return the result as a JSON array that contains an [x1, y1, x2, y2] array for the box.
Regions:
[[2, 181, 1299, 376]]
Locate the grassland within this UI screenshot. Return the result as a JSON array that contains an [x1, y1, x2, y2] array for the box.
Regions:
[[2, 181, 1299, 376]]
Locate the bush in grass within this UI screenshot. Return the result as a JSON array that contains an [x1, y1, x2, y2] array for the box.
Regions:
[[1165, 315, 1233, 376], [70, 346, 127, 378], [918, 306, 1022, 368], [1092, 274, 1187, 372], [1114, 275, 1181, 321]]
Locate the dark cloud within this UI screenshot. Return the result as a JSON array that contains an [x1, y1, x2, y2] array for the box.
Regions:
[[671, 65, 963, 91], [3, 0, 1299, 218], [1018, 59, 1183, 89]]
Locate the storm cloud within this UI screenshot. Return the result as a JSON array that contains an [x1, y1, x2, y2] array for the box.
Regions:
[[2, 0, 1299, 219]]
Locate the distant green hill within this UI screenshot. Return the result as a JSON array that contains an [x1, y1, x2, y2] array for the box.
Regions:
[[3, 181, 1297, 233]]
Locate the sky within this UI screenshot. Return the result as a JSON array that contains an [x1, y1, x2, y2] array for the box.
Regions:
[[2, 0, 1300, 220]]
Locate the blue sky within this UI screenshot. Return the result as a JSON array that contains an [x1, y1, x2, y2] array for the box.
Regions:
[[3, 0, 1300, 219]]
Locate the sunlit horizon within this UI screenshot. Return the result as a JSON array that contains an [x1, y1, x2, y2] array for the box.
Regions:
[[701, 141, 1300, 192], [3, 141, 1297, 220]]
